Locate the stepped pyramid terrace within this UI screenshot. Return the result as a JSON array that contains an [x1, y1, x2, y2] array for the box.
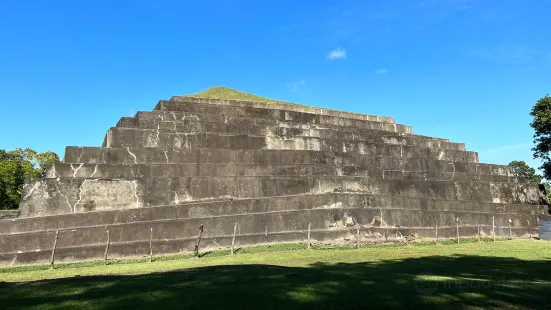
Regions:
[[1, 87, 549, 266]]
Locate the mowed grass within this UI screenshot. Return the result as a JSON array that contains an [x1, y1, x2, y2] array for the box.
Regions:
[[1, 240, 551, 309], [188, 86, 312, 108]]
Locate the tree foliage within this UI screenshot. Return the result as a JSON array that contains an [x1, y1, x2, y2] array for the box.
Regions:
[[530, 94, 551, 180], [0, 148, 60, 210], [508, 160, 542, 184], [508, 160, 551, 203]]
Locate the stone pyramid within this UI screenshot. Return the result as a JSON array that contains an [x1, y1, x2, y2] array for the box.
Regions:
[[0, 87, 548, 266]]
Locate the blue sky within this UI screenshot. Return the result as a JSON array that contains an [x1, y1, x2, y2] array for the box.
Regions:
[[1, 0, 550, 172]]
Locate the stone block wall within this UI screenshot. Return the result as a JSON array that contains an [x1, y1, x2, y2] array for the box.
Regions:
[[0, 96, 548, 266]]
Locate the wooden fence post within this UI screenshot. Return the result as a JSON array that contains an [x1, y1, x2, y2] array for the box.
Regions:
[[194, 225, 204, 257], [456, 218, 460, 244], [492, 216, 496, 241], [50, 230, 59, 270], [265, 226, 268, 237], [528, 220, 532, 240], [104, 230, 110, 265], [149, 227, 153, 262], [435, 220, 438, 243], [307, 222, 312, 249], [231, 223, 237, 255], [509, 219, 513, 240], [356, 225, 360, 249], [477, 224, 481, 242]]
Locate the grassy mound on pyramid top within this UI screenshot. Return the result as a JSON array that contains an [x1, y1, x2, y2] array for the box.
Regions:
[[187, 86, 311, 107]]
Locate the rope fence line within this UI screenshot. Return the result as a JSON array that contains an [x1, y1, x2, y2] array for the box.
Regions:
[[35, 215, 544, 268]]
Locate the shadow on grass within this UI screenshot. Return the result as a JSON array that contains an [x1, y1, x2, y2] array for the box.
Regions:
[[1, 255, 550, 310]]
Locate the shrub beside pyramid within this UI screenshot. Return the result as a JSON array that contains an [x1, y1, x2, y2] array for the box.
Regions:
[[0, 87, 548, 266]]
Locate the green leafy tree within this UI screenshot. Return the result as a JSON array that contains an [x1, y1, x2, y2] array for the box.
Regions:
[[508, 160, 542, 184], [35, 151, 60, 173], [530, 94, 551, 179], [0, 178, 12, 210], [508, 160, 551, 203], [0, 148, 60, 210]]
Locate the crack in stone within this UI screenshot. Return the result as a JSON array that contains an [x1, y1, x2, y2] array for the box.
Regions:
[[131, 180, 140, 208], [126, 147, 138, 164], [156, 124, 160, 145], [162, 148, 169, 164], [76, 148, 84, 163], [449, 162, 456, 181], [22, 182, 40, 200], [71, 163, 84, 178], [54, 179, 73, 212], [73, 179, 88, 213], [90, 165, 98, 178], [136, 166, 144, 178], [114, 210, 122, 224]]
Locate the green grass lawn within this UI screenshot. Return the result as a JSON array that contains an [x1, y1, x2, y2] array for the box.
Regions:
[[187, 86, 312, 108], [1, 240, 550, 309]]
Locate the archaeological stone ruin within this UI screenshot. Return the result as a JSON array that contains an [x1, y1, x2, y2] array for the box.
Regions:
[[1, 88, 549, 266]]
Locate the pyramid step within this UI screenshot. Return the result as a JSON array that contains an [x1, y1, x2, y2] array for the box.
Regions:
[[160, 97, 396, 124], [137, 110, 402, 137], [65, 146, 479, 166], [0, 205, 542, 257], [102, 128, 468, 153], [127, 111, 412, 134], [2, 193, 541, 235], [18, 176, 543, 218], [47, 163, 337, 178], [2, 220, 538, 267], [0, 229, 364, 266], [63, 147, 506, 176], [45, 162, 518, 183], [115, 117, 464, 151], [120, 114, 410, 136]]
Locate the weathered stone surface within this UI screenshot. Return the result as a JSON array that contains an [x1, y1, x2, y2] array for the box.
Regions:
[[0, 94, 548, 266], [163, 97, 396, 123], [44, 162, 518, 183], [107, 120, 464, 150], [19, 178, 144, 217], [18, 176, 543, 218], [120, 111, 410, 134]]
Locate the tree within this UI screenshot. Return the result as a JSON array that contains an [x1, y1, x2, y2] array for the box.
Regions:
[[508, 160, 541, 184], [0, 148, 60, 210], [530, 94, 551, 179], [35, 151, 60, 174], [508, 160, 551, 204], [0, 178, 11, 210]]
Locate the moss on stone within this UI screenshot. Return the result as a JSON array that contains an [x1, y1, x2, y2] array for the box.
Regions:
[[187, 86, 312, 108]]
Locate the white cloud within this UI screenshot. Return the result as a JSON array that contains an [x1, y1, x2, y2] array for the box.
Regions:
[[375, 69, 388, 74], [327, 48, 347, 60], [288, 80, 305, 92]]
